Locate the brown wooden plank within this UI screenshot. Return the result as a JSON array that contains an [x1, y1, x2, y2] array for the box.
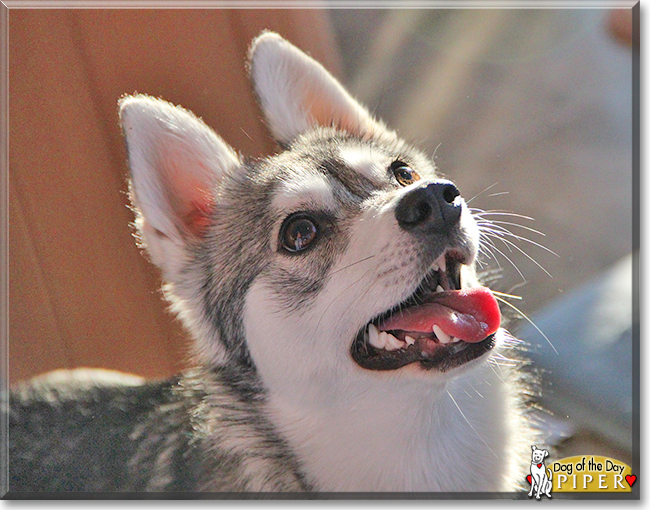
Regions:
[[9, 181, 72, 382], [71, 9, 270, 160], [231, 9, 341, 80], [9, 10, 181, 381]]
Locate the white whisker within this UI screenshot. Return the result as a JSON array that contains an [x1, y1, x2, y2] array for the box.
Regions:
[[447, 391, 499, 459], [474, 210, 536, 222], [480, 236, 527, 281], [466, 182, 500, 205], [494, 296, 558, 355], [491, 290, 523, 301], [482, 219, 547, 237], [478, 223, 558, 258], [485, 233, 553, 278]]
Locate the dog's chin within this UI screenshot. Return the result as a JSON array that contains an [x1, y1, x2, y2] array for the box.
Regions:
[[350, 251, 498, 373]]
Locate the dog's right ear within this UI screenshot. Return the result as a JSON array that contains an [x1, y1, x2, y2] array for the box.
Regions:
[[119, 95, 241, 280]]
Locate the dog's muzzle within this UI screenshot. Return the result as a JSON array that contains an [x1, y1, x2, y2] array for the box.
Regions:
[[350, 180, 500, 372]]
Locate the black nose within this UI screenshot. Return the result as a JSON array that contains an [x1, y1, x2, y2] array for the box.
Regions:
[[395, 180, 462, 233]]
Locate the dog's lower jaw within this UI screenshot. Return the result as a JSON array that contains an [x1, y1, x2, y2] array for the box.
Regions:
[[264, 359, 520, 492]]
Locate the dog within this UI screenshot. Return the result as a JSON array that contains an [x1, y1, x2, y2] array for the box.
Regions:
[[528, 446, 553, 499], [9, 32, 538, 493]]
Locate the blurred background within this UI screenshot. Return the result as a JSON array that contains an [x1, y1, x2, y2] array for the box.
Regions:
[[9, 6, 636, 474]]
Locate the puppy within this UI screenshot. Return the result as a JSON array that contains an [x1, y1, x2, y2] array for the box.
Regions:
[[9, 32, 537, 493]]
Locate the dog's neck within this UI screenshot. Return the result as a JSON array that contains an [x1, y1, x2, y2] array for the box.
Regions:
[[265, 366, 510, 492]]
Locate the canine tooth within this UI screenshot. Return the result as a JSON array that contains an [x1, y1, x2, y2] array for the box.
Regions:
[[368, 324, 384, 349], [433, 324, 452, 344], [436, 285, 444, 293], [431, 262, 439, 272], [451, 337, 461, 343], [437, 255, 447, 274], [405, 336, 416, 346]]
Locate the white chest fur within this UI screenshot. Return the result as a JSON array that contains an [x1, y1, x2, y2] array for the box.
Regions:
[[266, 362, 519, 492]]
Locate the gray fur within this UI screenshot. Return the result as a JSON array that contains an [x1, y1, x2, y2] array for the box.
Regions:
[[9, 368, 309, 492]]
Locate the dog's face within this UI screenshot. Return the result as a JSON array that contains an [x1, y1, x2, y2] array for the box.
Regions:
[[242, 132, 500, 387], [531, 446, 549, 464], [120, 33, 502, 396]]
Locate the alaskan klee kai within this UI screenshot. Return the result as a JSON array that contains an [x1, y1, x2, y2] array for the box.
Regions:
[[9, 32, 537, 493]]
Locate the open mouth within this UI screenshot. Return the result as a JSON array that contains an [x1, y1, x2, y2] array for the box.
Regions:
[[350, 250, 501, 372]]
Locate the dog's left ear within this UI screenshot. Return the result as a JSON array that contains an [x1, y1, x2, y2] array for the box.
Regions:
[[249, 31, 389, 145]]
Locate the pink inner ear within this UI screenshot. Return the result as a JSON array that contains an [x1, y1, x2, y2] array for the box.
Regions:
[[160, 152, 217, 238], [185, 196, 214, 236], [304, 86, 377, 139]]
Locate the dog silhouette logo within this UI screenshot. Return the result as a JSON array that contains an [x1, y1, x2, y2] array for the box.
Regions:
[[527, 445, 553, 499]]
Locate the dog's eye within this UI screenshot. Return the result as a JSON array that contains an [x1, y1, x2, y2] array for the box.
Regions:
[[391, 162, 420, 186], [280, 214, 318, 253]]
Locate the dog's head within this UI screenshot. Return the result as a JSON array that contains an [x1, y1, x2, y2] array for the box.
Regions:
[[120, 32, 503, 397], [531, 445, 549, 464]]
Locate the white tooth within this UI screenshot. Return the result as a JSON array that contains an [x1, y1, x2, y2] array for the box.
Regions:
[[368, 324, 384, 349], [382, 332, 404, 351], [405, 336, 416, 346], [386, 333, 402, 351], [431, 262, 439, 272], [451, 337, 462, 343], [433, 324, 452, 344], [437, 255, 447, 274], [436, 285, 444, 293]]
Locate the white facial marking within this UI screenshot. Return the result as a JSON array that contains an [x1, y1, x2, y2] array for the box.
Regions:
[[339, 146, 385, 184], [272, 172, 337, 213]]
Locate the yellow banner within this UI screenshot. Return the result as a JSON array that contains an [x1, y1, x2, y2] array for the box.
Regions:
[[549, 456, 633, 493]]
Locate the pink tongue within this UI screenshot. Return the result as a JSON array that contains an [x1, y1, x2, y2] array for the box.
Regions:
[[378, 286, 501, 343]]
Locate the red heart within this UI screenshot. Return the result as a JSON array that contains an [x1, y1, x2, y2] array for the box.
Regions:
[[626, 475, 637, 487], [537, 463, 542, 468], [527, 475, 532, 484]]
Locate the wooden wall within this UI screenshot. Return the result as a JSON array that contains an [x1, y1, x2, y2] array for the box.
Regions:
[[9, 9, 340, 383]]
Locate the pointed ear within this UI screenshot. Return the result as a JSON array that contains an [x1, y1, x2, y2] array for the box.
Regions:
[[119, 95, 241, 279], [249, 31, 388, 145]]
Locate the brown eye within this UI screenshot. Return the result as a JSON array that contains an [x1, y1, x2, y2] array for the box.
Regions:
[[281, 214, 318, 253], [391, 162, 420, 186]]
